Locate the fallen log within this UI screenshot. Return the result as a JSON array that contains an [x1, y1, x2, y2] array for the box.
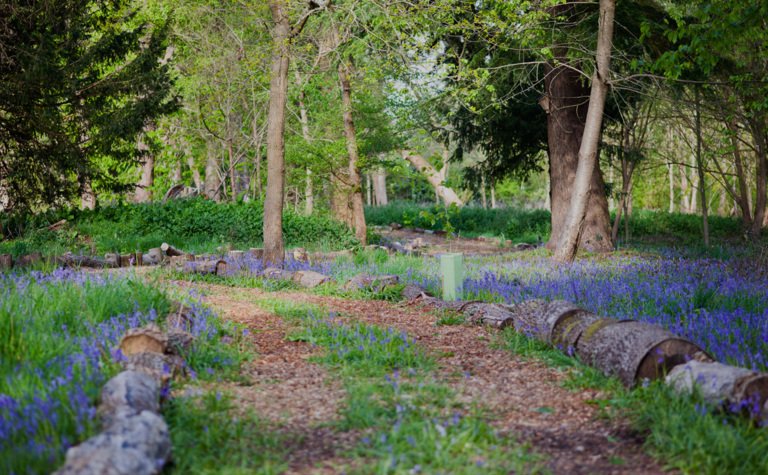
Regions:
[[57, 252, 114, 269], [459, 301, 516, 329], [160, 242, 185, 257], [99, 371, 160, 423], [16, 252, 42, 267], [119, 324, 167, 356], [576, 320, 710, 387], [143, 248, 163, 266], [667, 360, 768, 418], [248, 248, 264, 259], [344, 274, 400, 292], [550, 310, 603, 354], [182, 259, 227, 276], [118, 253, 136, 267]]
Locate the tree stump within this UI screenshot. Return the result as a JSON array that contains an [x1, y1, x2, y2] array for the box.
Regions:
[[0, 253, 13, 270], [183, 260, 227, 276], [119, 325, 167, 356], [16, 252, 42, 267]]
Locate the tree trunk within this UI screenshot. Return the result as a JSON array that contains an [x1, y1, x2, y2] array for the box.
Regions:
[[295, 70, 314, 215], [203, 144, 221, 201], [338, 60, 367, 245], [481, 174, 488, 209], [694, 87, 709, 247], [668, 162, 675, 213], [373, 167, 388, 206], [749, 115, 767, 239], [552, 0, 616, 262], [490, 180, 497, 209], [366, 173, 372, 206], [79, 173, 96, 210], [227, 140, 238, 201], [264, 1, 291, 266], [331, 172, 354, 227], [611, 159, 635, 245], [402, 151, 464, 206], [727, 120, 752, 226], [185, 154, 203, 190], [135, 131, 155, 203]]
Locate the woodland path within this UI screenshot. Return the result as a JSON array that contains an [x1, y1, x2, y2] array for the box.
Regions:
[[174, 281, 669, 475]]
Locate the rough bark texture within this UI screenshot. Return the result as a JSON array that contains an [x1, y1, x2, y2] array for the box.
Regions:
[[749, 115, 767, 238], [401, 151, 464, 206], [338, 61, 367, 245], [553, 0, 616, 262], [550, 310, 603, 354], [576, 320, 707, 387], [264, 0, 291, 266]]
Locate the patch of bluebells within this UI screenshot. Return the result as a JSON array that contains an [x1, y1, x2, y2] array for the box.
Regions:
[[458, 256, 768, 370], [0, 269, 223, 474]]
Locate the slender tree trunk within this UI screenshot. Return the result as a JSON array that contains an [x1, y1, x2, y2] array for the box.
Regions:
[[481, 174, 488, 209], [366, 173, 372, 206], [338, 61, 367, 245], [611, 160, 635, 244], [668, 162, 675, 213], [254, 138, 263, 199], [727, 121, 752, 225], [134, 128, 155, 203], [749, 115, 767, 239], [263, 1, 291, 265], [689, 154, 698, 213], [553, 0, 616, 262], [373, 167, 388, 206], [79, 173, 96, 210], [694, 87, 709, 246], [295, 70, 314, 215], [227, 140, 238, 201], [490, 180, 497, 209], [203, 143, 221, 201]]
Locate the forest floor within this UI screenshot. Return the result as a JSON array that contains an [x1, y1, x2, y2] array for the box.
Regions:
[[172, 280, 669, 474]]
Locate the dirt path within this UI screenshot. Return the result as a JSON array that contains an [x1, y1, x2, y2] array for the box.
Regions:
[[177, 281, 667, 475]]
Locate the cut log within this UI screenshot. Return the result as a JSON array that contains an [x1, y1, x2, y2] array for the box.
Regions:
[[57, 252, 113, 269], [460, 302, 516, 329], [166, 329, 194, 355], [503, 300, 549, 336], [0, 253, 12, 270], [291, 247, 309, 262], [292, 270, 331, 288], [53, 410, 171, 475], [124, 352, 178, 383], [262, 267, 295, 281], [344, 274, 400, 292], [667, 360, 768, 418], [309, 249, 354, 261], [100, 371, 160, 421], [248, 248, 264, 260], [576, 320, 709, 387], [119, 325, 167, 356], [143, 248, 163, 266], [160, 242, 184, 257], [134, 252, 143, 267], [228, 250, 245, 261], [105, 253, 119, 267], [182, 259, 227, 276], [119, 254, 136, 267], [550, 310, 603, 354], [16, 252, 42, 267], [533, 300, 585, 344]]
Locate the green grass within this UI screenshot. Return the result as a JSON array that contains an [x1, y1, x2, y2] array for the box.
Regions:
[[163, 391, 288, 474], [496, 328, 768, 474], [260, 299, 543, 474]]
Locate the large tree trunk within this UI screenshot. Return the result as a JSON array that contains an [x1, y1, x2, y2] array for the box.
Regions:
[[264, 1, 291, 266], [338, 61, 367, 245], [373, 166, 388, 206], [543, 66, 612, 253], [401, 151, 464, 206], [553, 0, 615, 262]]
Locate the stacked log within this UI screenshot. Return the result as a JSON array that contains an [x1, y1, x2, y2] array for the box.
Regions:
[[57, 252, 115, 269], [55, 320, 193, 475]]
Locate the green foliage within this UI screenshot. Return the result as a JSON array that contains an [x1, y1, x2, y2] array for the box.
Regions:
[[1, 198, 358, 256]]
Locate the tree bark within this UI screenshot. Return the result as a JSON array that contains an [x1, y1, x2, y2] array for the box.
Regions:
[[338, 60, 367, 245], [727, 120, 752, 226], [668, 162, 675, 213], [373, 167, 388, 206], [551, 0, 616, 262], [264, 1, 291, 266], [694, 87, 709, 246], [295, 70, 314, 215], [203, 144, 221, 201], [134, 130, 155, 203], [749, 115, 767, 239], [402, 151, 464, 206], [79, 173, 96, 210]]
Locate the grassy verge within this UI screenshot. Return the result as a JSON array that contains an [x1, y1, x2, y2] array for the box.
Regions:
[[497, 329, 768, 473], [258, 299, 542, 474]]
